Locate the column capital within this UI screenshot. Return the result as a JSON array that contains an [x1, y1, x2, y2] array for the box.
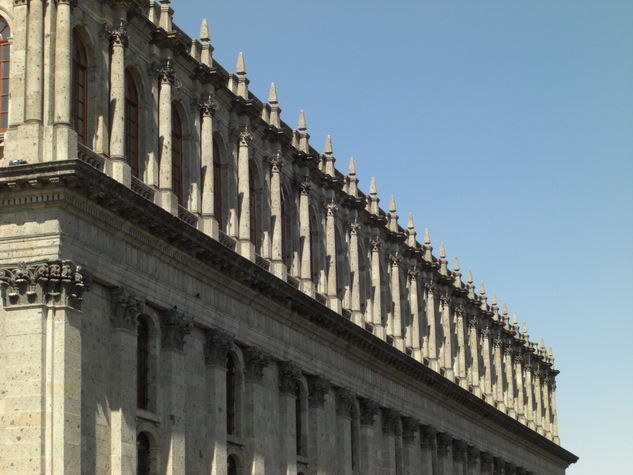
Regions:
[[307, 375, 330, 408], [420, 425, 436, 449], [348, 219, 360, 235], [14, 0, 29, 6], [55, 0, 77, 6], [452, 439, 467, 463], [298, 176, 311, 196], [239, 126, 252, 146], [198, 94, 217, 118], [159, 307, 193, 351], [389, 252, 401, 267], [480, 452, 494, 470], [111, 287, 144, 331], [335, 387, 355, 418], [204, 328, 233, 366], [436, 432, 452, 456], [401, 417, 419, 443], [381, 408, 400, 435], [370, 237, 381, 252], [243, 346, 269, 382], [467, 445, 480, 466], [326, 200, 338, 217], [0, 260, 90, 310], [424, 279, 435, 294], [270, 152, 283, 173], [105, 19, 128, 48], [278, 360, 302, 395], [358, 397, 379, 426], [156, 59, 175, 85]]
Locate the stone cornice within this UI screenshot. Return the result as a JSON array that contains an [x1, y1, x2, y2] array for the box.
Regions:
[[0, 161, 578, 466]]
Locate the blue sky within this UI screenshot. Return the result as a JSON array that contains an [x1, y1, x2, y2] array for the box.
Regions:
[[175, 1, 633, 472]]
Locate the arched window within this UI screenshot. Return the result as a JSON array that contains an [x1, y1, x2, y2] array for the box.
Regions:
[[72, 29, 88, 144], [226, 354, 236, 436], [137, 432, 151, 475], [0, 17, 10, 133], [227, 455, 238, 475], [125, 70, 139, 177], [171, 105, 183, 205], [137, 317, 150, 410], [213, 138, 222, 230], [295, 383, 303, 456], [249, 161, 256, 245]]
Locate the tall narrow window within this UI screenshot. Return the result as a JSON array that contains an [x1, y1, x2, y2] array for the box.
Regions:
[[0, 17, 10, 133], [137, 318, 149, 410], [249, 161, 256, 245], [280, 190, 287, 265], [137, 433, 151, 475], [226, 354, 236, 436], [213, 139, 223, 230], [227, 455, 238, 475], [295, 383, 303, 456], [125, 71, 139, 177], [171, 106, 183, 204], [309, 208, 318, 283], [72, 29, 88, 144]]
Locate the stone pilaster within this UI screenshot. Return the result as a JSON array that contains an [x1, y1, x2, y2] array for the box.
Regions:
[[358, 398, 379, 474], [325, 201, 341, 313], [389, 253, 404, 351], [436, 432, 454, 475], [203, 329, 233, 475], [524, 355, 535, 429], [468, 313, 481, 397], [199, 94, 219, 238], [550, 376, 560, 444], [157, 59, 177, 214], [455, 304, 468, 389], [108, 19, 130, 185], [467, 445, 480, 475], [543, 371, 552, 439], [110, 287, 144, 474], [298, 177, 313, 296], [348, 219, 362, 325], [381, 408, 400, 474], [278, 361, 302, 475], [420, 425, 436, 475], [237, 125, 255, 260], [481, 323, 494, 403], [407, 267, 422, 361], [439, 293, 454, 381], [453, 439, 467, 475], [8, 0, 27, 129], [424, 280, 438, 370], [480, 452, 494, 475], [269, 152, 286, 279], [514, 350, 526, 424], [25, 0, 44, 147], [335, 388, 355, 475], [159, 307, 193, 474], [243, 347, 270, 475], [504, 344, 516, 417], [401, 417, 421, 475], [493, 333, 506, 412], [370, 237, 384, 338], [533, 365, 544, 435], [307, 375, 330, 475], [0, 261, 89, 473]]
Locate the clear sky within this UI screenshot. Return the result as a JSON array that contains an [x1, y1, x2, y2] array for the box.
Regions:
[[174, 1, 633, 473]]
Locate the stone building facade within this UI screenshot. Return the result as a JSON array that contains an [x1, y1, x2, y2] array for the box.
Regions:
[[0, 0, 578, 474]]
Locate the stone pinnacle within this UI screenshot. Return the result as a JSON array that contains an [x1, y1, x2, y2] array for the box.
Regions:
[[467, 269, 473, 284], [389, 195, 396, 213], [268, 82, 278, 104], [513, 312, 518, 325], [522, 322, 527, 334], [200, 18, 210, 42], [348, 157, 356, 176], [324, 135, 333, 154], [408, 213, 414, 230], [424, 228, 430, 245], [480, 281, 486, 296], [236, 51, 246, 74], [369, 177, 377, 196], [298, 110, 307, 131], [454, 256, 460, 271], [439, 243, 446, 259], [502, 302, 508, 315], [492, 293, 497, 306]]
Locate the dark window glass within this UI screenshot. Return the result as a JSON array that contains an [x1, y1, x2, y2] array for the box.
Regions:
[[295, 383, 302, 456], [137, 433, 150, 475], [280, 190, 287, 265], [72, 30, 87, 144], [227, 455, 238, 475], [137, 318, 149, 409], [213, 139, 222, 230], [249, 161, 256, 245], [171, 106, 183, 204], [125, 71, 139, 177], [0, 17, 9, 134], [226, 354, 235, 436]]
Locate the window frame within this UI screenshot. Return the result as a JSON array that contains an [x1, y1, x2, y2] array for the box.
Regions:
[[71, 29, 88, 144]]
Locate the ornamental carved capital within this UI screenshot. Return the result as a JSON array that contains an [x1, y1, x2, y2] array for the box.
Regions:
[[468, 314, 478, 329], [298, 177, 311, 196], [14, 0, 29, 6], [307, 375, 330, 408], [326, 200, 338, 217], [278, 361, 302, 395], [370, 238, 381, 252], [55, 0, 77, 6], [204, 328, 233, 366], [348, 219, 360, 235], [424, 280, 435, 295], [270, 153, 282, 173], [198, 94, 217, 118], [239, 127, 252, 147], [452, 439, 467, 462], [480, 452, 494, 470], [420, 425, 436, 449], [335, 387, 355, 418], [389, 252, 401, 267], [401, 417, 419, 443], [407, 266, 418, 281], [358, 397, 379, 426], [111, 287, 144, 331], [160, 307, 193, 351], [467, 445, 480, 466], [436, 432, 453, 455], [157, 59, 175, 85], [0, 260, 90, 310], [105, 19, 128, 48], [381, 408, 400, 435], [454, 303, 465, 318], [243, 346, 269, 382]]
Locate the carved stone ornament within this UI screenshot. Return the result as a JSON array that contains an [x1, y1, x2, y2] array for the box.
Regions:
[[381, 408, 400, 435], [424, 280, 435, 295], [389, 253, 401, 267], [0, 260, 90, 310], [270, 153, 282, 173], [111, 287, 144, 331], [159, 306, 193, 351], [199, 94, 217, 118], [480, 452, 494, 470], [243, 346, 269, 382], [401, 417, 419, 443], [349, 219, 360, 235], [468, 314, 478, 329], [436, 432, 453, 456], [452, 439, 467, 462], [467, 445, 480, 466], [335, 387, 355, 418], [307, 375, 330, 408], [106, 19, 128, 48], [278, 361, 302, 395], [358, 397, 379, 426], [239, 127, 252, 147], [370, 238, 381, 252], [407, 266, 418, 281], [14, 0, 29, 6], [56, 0, 77, 6], [204, 328, 234, 366], [298, 177, 311, 196], [157, 59, 175, 85], [420, 425, 436, 449], [326, 200, 338, 217]]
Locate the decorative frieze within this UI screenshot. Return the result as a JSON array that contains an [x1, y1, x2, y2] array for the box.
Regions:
[[111, 287, 144, 331], [278, 361, 302, 395], [159, 306, 193, 351], [204, 328, 233, 366], [0, 260, 89, 309], [243, 346, 269, 382], [307, 375, 330, 408]]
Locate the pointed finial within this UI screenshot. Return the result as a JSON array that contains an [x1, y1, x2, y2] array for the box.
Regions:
[[200, 18, 210, 42], [298, 110, 307, 131], [522, 321, 527, 334], [324, 135, 333, 154], [236, 51, 246, 74], [408, 213, 414, 230], [389, 195, 396, 213], [540, 338, 545, 350], [480, 281, 486, 295], [453, 256, 460, 271], [439, 243, 446, 258], [467, 269, 473, 284], [502, 302, 508, 315], [513, 312, 518, 325], [268, 82, 278, 104], [491, 292, 497, 306], [348, 157, 356, 176], [424, 228, 430, 245], [407, 213, 416, 247], [548, 346, 553, 357], [369, 177, 377, 195]]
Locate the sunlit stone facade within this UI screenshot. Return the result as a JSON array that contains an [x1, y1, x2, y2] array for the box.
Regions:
[[0, 0, 577, 473]]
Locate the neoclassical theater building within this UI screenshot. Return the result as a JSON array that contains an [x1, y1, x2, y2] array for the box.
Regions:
[[0, 1, 578, 474]]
